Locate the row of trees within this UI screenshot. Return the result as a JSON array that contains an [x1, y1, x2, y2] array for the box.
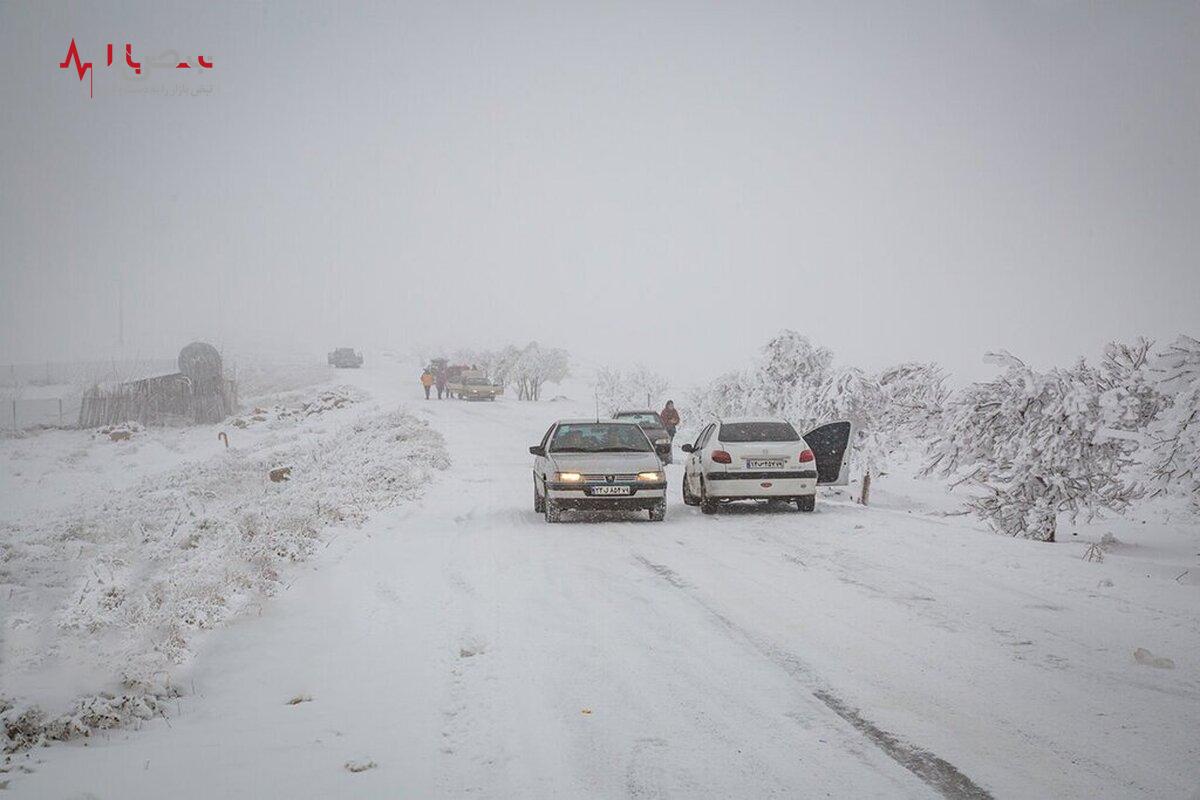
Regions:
[[449, 342, 569, 401], [594, 364, 671, 415], [685, 330, 1200, 541]]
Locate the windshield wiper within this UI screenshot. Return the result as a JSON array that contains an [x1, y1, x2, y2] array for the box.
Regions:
[[596, 446, 646, 452]]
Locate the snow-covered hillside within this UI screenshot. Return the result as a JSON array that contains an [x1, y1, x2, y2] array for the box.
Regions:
[[1, 364, 1197, 798]]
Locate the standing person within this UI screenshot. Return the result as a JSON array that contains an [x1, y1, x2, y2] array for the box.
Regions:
[[660, 400, 680, 441], [435, 369, 448, 400], [420, 369, 434, 400]]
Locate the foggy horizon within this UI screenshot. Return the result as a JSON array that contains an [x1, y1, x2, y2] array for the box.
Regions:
[[2, 1, 1197, 386]]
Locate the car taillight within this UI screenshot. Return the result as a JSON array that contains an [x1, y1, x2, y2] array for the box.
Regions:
[[711, 450, 732, 464], [799, 449, 815, 463]]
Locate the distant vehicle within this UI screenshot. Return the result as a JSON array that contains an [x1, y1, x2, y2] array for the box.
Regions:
[[448, 370, 503, 401], [613, 410, 673, 464], [530, 420, 669, 522], [680, 418, 852, 513], [328, 348, 364, 368]]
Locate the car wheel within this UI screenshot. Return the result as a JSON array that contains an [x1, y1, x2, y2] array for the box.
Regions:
[[796, 494, 815, 512], [534, 479, 545, 513], [544, 497, 562, 523], [648, 499, 666, 522], [682, 475, 699, 506], [700, 479, 718, 515]]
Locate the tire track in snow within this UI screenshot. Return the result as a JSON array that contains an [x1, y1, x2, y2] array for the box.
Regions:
[[631, 553, 993, 800]]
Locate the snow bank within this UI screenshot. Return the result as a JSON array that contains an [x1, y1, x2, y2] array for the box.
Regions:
[[0, 400, 448, 751]]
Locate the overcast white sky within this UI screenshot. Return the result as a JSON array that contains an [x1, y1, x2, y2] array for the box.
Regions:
[[1, 1, 1197, 384]]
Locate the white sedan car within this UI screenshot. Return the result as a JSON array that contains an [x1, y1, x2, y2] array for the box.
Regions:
[[681, 418, 852, 513], [530, 420, 670, 522]]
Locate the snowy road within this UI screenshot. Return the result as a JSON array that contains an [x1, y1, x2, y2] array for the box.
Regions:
[[9, 368, 1198, 799]]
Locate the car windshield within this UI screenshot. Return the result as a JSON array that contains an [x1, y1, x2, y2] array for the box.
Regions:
[[719, 421, 800, 442], [550, 423, 653, 453], [615, 413, 663, 428], [464, 376, 490, 385]]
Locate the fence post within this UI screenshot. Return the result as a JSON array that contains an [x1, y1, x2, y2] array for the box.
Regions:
[[11, 399, 16, 431], [59, 397, 64, 426]]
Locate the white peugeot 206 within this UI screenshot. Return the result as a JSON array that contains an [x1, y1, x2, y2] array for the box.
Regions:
[[530, 420, 671, 523], [681, 418, 852, 514]]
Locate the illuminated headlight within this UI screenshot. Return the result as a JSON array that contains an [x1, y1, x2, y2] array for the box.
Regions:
[[654, 438, 669, 446], [637, 471, 665, 482], [555, 472, 583, 482]]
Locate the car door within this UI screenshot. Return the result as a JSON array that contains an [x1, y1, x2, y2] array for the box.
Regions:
[[686, 424, 714, 492], [534, 424, 556, 490], [802, 420, 854, 485]]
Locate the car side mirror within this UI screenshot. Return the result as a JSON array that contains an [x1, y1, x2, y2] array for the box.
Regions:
[[680, 443, 694, 453], [655, 441, 672, 456], [529, 445, 545, 457]]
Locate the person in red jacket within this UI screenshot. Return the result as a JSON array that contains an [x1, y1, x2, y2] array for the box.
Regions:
[[660, 400, 680, 441]]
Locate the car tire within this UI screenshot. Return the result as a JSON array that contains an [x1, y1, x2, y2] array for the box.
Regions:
[[682, 475, 700, 506], [700, 479, 718, 515], [796, 494, 815, 512], [534, 479, 545, 513], [544, 497, 562, 523], [648, 499, 666, 522]]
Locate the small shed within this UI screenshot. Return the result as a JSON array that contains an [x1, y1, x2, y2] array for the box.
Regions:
[[78, 341, 238, 428]]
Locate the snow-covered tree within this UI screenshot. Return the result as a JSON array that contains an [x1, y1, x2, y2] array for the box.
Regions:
[[511, 342, 569, 401], [811, 366, 886, 504], [1148, 335, 1200, 509], [594, 364, 669, 415], [1097, 337, 1165, 434], [755, 330, 833, 416], [921, 352, 1142, 542], [876, 362, 950, 445], [684, 370, 756, 434]]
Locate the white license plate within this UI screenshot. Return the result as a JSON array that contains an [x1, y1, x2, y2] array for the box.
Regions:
[[590, 485, 632, 496], [746, 459, 785, 469]]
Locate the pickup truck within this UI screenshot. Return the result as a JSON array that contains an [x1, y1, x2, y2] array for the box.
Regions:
[[448, 370, 503, 401], [328, 348, 363, 368]]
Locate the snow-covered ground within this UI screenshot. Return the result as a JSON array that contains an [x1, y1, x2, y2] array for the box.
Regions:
[[2, 364, 1198, 798]]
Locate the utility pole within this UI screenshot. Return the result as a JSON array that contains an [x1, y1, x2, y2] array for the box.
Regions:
[[117, 276, 125, 348]]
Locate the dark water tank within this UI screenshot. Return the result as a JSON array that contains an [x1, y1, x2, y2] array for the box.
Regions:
[[178, 341, 223, 383]]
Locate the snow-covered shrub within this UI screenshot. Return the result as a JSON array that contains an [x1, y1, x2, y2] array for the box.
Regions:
[[593, 365, 669, 415], [1, 405, 449, 751], [921, 352, 1142, 542], [1148, 335, 1200, 509]]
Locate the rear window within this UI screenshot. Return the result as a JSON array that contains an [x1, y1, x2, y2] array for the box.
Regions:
[[719, 422, 800, 442], [615, 412, 663, 427]]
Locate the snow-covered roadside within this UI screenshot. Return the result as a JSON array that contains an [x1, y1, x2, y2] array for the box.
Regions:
[[3, 372, 1197, 798], [0, 373, 448, 752]]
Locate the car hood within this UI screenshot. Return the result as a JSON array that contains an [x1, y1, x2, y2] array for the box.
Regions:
[[548, 451, 662, 475]]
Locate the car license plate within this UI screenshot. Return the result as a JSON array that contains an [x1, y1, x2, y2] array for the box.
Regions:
[[590, 485, 631, 496], [746, 459, 785, 469]]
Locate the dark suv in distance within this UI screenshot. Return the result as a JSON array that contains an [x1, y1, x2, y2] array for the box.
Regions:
[[613, 410, 673, 464]]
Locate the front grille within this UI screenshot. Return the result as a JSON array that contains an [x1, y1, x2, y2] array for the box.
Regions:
[[582, 474, 638, 483]]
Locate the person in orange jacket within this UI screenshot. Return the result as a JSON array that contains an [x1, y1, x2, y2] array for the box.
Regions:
[[420, 369, 434, 399], [660, 400, 680, 440]]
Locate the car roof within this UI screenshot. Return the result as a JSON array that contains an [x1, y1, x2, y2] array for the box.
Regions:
[[613, 410, 660, 417], [554, 418, 643, 425], [716, 417, 794, 425]]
